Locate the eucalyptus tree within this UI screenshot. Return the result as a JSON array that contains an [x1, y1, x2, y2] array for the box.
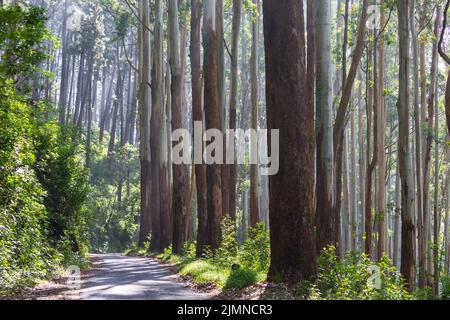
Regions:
[[263, 0, 316, 284], [439, 1, 450, 288], [58, 0, 69, 125], [250, 0, 260, 228], [203, 0, 223, 249], [228, 0, 242, 222], [153, 0, 173, 253], [168, 0, 186, 254], [333, 0, 370, 254], [396, 0, 416, 291], [376, 0, 387, 259], [410, 0, 426, 287], [314, 0, 334, 253], [190, 0, 208, 257], [422, 7, 441, 287], [137, 0, 152, 246]]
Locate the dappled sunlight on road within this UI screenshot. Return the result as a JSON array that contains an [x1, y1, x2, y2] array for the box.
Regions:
[[80, 254, 207, 300]]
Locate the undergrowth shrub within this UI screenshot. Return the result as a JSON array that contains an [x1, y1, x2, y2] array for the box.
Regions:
[[224, 268, 258, 290], [239, 223, 270, 273], [182, 241, 197, 260], [440, 275, 450, 300], [300, 247, 413, 300], [204, 217, 238, 269]]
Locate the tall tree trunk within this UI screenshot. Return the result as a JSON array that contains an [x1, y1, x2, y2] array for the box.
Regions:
[[203, 0, 223, 250], [376, 2, 387, 259], [138, 0, 152, 246], [314, 0, 335, 253], [334, 0, 370, 255], [216, 0, 229, 219], [58, 0, 69, 125], [108, 50, 124, 167], [263, 0, 316, 284], [359, 73, 366, 252], [444, 168, 450, 277], [169, 0, 186, 255], [190, 0, 208, 257], [410, 0, 426, 288], [397, 0, 416, 291], [343, 133, 351, 253], [179, 18, 191, 245], [438, 0, 450, 277], [100, 63, 116, 143], [86, 72, 98, 170], [67, 53, 76, 123], [350, 101, 357, 251], [423, 8, 440, 288], [228, 0, 242, 222], [393, 164, 401, 268], [365, 33, 377, 257], [153, 0, 172, 253], [250, 0, 260, 228], [433, 84, 440, 296]]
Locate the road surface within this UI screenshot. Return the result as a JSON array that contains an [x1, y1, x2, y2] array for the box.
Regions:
[[80, 254, 206, 300]]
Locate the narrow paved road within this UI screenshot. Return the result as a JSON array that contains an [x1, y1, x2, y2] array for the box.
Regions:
[[80, 254, 206, 300]]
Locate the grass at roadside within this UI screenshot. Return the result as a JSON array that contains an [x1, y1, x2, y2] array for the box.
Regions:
[[0, 253, 90, 298], [124, 220, 270, 292], [155, 250, 266, 291], [124, 246, 266, 291]]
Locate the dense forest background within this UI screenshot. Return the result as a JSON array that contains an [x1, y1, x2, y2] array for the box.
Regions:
[[1, 0, 450, 300]]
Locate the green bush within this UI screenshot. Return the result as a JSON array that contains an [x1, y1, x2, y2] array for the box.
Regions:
[[239, 223, 270, 273], [301, 247, 413, 300], [0, 74, 56, 294], [0, 5, 90, 294], [441, 275, 450, 300], [179, 260, 228, 286], [34, 123, 90, 260], [182, 241, 197, 260], [224, 268, 258, 290], [413, 286, 433, 300], [173, 219, 267, 290], [204, 217, 239, 269]]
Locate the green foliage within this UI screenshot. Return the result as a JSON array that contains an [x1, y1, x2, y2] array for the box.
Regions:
[[33, 123, 90, 262], [242, 0, 259, 21], [0, 78, 57, 294], [87, 132, 140, 253], [301, 247, 413, 300], [0, 4, 89, 294], [413, 286, 433, 300], [0, 5, 56, 88], [239, 223, 270, 273], [204, 217, 239, 268], [154, 218, 268, 291], [224, 268, 258, 290], [182, 241, 197, 260], [179, 260, 229, 286], [440, 275, 450, 300]]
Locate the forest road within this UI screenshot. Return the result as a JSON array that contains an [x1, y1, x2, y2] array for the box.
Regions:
[[80, 254, 207, 300]]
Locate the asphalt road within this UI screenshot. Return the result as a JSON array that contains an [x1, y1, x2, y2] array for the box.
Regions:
[[80, 254, 206, 300]]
